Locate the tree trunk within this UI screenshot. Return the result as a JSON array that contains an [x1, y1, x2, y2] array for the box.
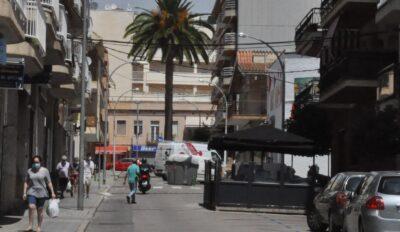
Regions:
[[164, 55, 174, 141]]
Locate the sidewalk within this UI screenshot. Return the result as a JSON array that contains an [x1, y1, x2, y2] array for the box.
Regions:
[[0, 173, 117, 232]]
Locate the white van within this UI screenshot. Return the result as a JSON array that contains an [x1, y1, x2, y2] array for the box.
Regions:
[[154, 141, 221, 181], [154, 141, 190, 179]]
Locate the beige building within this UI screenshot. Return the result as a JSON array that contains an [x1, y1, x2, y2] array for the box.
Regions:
[[91, 9, 215, 157]]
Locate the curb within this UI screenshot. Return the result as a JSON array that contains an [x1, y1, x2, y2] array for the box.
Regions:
[[216, 207, 305, 215]]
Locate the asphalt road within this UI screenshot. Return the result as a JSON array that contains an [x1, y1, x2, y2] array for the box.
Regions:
[[86, 177, 310, 232]]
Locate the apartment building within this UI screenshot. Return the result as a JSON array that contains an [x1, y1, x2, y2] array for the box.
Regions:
[[0, 0, 108, 214], [91, 10, 215, 160], [209, 0, 320, 132], [295, 0, 400, 173]]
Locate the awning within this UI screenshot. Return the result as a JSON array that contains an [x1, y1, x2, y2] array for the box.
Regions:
[[95, 146, 129, 155], [208, 125, 318, 155]]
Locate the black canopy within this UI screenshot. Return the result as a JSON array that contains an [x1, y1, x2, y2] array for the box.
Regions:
[[208, 125, 318, 156]]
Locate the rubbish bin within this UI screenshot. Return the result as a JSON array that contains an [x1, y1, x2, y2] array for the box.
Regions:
[[166, 155, 199, 186]]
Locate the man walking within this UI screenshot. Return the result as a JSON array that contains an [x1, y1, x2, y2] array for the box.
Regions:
[[84, 155, 95, 198], [56, 155, 70, 199], [124, 159, 140, 204]]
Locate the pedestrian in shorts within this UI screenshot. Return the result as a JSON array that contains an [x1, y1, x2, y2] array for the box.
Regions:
[[23, 155, 56, 232]]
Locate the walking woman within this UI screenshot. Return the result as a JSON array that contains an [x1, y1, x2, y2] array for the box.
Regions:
[[23, 155, 56, 232]]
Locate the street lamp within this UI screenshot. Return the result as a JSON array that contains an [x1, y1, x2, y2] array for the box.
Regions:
[[112, 88, 141, 178], [199, 79, 228, 167]]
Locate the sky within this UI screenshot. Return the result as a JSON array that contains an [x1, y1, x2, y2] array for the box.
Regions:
[[95, 0, 215, 13]]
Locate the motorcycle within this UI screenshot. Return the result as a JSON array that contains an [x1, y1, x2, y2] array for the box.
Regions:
[[138, 167, 151, 194]]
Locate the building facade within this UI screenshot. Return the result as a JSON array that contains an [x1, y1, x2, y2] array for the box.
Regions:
[[91, 10, 215, 161], [295, 0, 400, 173], [0, 0, 108, 214]]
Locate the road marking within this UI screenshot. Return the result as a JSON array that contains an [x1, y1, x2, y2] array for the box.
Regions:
[[153, 186, 163, 189], [190, 186, 201, 190], [171, 186, 182, 189]]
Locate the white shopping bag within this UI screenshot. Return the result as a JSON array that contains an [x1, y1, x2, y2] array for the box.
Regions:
[[66, 181, 72, 192], [46, 199, 60, 218]]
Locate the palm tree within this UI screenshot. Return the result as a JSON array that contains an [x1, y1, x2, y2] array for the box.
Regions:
[[124, 0, 213, 141]]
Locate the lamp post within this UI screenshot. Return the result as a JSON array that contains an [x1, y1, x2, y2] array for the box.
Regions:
[[199, 79, 228, 167], [112, 88, 140, 178], [238, 32, 286, 183], [78, 0, 88, 211]]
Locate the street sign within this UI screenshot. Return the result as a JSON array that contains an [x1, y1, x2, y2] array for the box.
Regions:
[[0, 38, 6, 65], [0, 60, 24, 89]]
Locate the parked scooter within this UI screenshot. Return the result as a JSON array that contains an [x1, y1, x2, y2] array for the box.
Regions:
[[138, 159, 152, 194]]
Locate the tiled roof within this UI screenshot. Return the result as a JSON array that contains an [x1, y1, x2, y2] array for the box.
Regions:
[[237, 50, 277, 73]]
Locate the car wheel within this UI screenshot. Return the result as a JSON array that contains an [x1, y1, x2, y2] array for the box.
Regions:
[[162, 174, 167, 181], [307, 208, 328, 232], [328, 213, 341, 232]]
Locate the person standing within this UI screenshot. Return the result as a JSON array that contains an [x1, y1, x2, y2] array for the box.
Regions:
[[23, 155, 56, 232], [56, 155, 70, 199], [69, 157, 79, 197], [124, 159, 140, 204], [83, 155, 95, 198]]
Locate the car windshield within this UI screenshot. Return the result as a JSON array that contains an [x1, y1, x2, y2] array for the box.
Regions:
[[345, 176, 364, 192], [379, 177, 400, 195]]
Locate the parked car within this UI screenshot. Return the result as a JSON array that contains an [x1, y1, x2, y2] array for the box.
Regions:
[[343, 171, 400, 232], [307, 172, 366, 232], [115, 158, 136, 171]]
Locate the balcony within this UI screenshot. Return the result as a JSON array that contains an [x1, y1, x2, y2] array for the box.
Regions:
[[223, 32, 236, 52], [49, 83, 77, 100], [221, 66, 234, 78], [376, 0, 400, 25], [295, 8, 323, 57], [61, 0, 82, 36], [223, 0, 236, 22], [321, 0, 378, 26], [320, 50, 397, 103], [57, 4, 67, 51], [376, 64, 399, 110], [25, 0, 46, 55], [0, 0, 27, 43], [6, 0, 46, 76]]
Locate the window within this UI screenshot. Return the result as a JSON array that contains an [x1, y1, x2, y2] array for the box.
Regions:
[[150, 121, 160, 142], [172, 121, 178, 139], [116, 120, 126, 135], [345, 176, 364, 192], [331, 174, 346, 191], [378, 177, 400, 195], [134, 120, 143, 136]]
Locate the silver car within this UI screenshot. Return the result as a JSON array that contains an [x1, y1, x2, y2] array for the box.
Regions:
[[344, 171, 400, 232]]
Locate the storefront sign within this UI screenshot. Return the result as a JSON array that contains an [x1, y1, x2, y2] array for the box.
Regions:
[[0, 38, 6, 65], [0, 61, 24, 89], [132, 145, 157, 153]]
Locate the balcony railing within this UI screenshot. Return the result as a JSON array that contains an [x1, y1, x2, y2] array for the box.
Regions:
[[224, 0, 236, 11], [221, 66, 234, 78], [57, 4, 68, 49], [224, 32, 236, 45], [321, 0, 337, 17], [41, 0, 59, 23], [25, 0, 47, 55], [295, 8, 321, 41], [11, 0, 28, 31], [65, 36, 72, 62], [73, 39, 82, 63]]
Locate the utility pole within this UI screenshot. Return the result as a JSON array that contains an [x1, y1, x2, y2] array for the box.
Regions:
[[135, 101, 140, 158], [103, 88, 108, 185], [77, 0, 88, 210]]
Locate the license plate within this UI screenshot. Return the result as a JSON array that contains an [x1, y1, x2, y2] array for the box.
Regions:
[[142, 181, 148, 186]]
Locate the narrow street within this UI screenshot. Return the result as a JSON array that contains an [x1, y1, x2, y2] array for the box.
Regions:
[[86, 177, 310, 232]]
